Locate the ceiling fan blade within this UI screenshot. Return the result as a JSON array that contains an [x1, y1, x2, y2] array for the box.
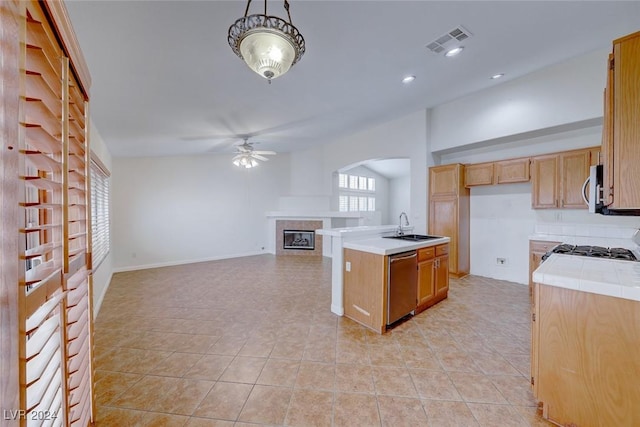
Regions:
[[253, 150, 276, 155], [252, 154, 269, 161]]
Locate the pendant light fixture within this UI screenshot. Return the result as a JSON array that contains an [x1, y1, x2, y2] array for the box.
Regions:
[[228, 0, 305, 83]]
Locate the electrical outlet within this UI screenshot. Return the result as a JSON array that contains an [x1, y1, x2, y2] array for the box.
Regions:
[[345, 261, 351, 272], [496, 257, 507, 266]]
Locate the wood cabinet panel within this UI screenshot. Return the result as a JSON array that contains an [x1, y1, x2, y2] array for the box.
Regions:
[[464, 162, 494, 187], [559, 150, 590, 208], [495, 157, 530, 184], [416, 244, 449, 313], [602, 53, 615, 205], [529, 240, 561, 300], [343, 249, 387, 333], [532, 148, 594, 209], [417, 258, 435, 307], [533, 284, 640, 426], [428, 164, 469, 278], [610, 32, 640, 209], [417, 246, 435, 262], [531, 155, 558, 208], [434, 254, 449, 298], [429, 198, 458, 273], [430, 164, 460, 198]]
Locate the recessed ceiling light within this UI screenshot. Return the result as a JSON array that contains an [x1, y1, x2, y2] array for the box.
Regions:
[[444, 46, 464, 57], [402, 75, 416, 84], [491, 73, 505, 79]]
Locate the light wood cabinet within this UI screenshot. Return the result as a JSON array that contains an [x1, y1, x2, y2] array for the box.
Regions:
[[343, 249, 387, 333], [464, 162, 494, 187], [528, 240, 561, 300], [417, 247, 436, 308], [464, 157, 530, 187], [434, 245, 449, 299], [416, 244, 449, 313], [531, 154, 559, 208], [430, 165, 460, 198], [429, 164, 469, 278], [602, 31, 640, 209], [531, 147, 595, 209], [531, 284, 640, 426], [495, 157, 530, 184]]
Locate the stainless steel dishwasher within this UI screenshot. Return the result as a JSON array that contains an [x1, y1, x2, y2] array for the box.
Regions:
[[387, 250, 418, 325]]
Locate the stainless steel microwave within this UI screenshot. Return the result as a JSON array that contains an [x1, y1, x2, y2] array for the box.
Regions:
[[583, 165, 640, 216]]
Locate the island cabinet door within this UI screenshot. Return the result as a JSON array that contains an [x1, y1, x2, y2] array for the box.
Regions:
[[417, 258, 435, 310], [434, 254, 449, 297]]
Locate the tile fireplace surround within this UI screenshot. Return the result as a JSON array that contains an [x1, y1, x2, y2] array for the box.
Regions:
[[276, 220, 323, 257]]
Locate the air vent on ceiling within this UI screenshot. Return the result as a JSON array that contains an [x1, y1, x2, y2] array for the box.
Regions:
[[426, 26, 473, 54]]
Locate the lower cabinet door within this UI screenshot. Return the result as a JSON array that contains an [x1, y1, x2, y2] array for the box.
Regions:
[[435, 255, 449, 297], [417, 259, 435, 308]]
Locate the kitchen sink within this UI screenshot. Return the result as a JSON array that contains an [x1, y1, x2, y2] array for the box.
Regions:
[[383, 234, 441, 241]]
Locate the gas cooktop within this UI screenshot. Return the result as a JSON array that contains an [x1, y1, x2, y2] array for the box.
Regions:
[[544, 244, 638, 261]]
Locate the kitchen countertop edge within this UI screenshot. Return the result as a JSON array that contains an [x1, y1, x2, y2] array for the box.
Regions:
[[343, 236, 451, 256], [533, 253, 640, 302]]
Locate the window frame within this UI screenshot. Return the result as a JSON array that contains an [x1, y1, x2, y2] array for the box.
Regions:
[[90, 154, 110, 269]]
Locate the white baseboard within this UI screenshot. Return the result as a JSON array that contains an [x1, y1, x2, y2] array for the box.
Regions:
[[112, 251, 265, 273]]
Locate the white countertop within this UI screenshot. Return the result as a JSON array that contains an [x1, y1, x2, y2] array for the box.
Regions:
[[317, 225, 413, 238], [533, 253, 640, 302], [343, 236, 450, 256]]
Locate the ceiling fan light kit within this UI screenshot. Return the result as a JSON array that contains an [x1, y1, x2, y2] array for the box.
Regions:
[[233, 154, 260, 168], [228, 0, 306, 83], [232, 138, 277, 168]]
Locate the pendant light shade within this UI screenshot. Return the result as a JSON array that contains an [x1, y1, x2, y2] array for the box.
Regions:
[[228, 0, 305, 82]]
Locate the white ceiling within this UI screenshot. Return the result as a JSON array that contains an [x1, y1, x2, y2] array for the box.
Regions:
[[64, 1, 640, 158]]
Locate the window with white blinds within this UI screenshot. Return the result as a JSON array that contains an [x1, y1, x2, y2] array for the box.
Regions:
[[90, 160, 110, 268], [337, 173, 376, 212]]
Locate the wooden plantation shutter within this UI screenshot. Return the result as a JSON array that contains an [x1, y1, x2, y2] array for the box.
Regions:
[[0, 1, 95, 425], [22, 5, 67, 425]]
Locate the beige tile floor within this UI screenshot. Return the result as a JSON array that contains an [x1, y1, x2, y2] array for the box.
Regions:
[[93, 255, 552, 426]]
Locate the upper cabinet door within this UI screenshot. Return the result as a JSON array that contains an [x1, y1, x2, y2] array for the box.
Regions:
[[560, 149, 591, 208], [430, 164, 461, 198], [495, 157, 530, 184], [464, 162, 494, 187], [531, 155, 559, 208], [611, 32, 640, 209]]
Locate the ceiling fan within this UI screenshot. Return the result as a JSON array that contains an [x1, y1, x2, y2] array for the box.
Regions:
[[232, 138, 276, 168]]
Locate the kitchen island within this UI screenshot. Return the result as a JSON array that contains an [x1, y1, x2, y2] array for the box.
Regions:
[[342, 235, 450, 333], [531, 254, 640, 426]]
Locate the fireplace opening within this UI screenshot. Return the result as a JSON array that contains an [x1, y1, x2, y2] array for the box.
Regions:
[[283, 230, 315, 250]]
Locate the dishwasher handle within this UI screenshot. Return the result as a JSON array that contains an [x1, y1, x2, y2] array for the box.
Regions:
[[390, 252, 417, 263]]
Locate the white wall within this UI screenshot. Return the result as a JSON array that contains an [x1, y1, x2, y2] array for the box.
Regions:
[[111, 153, 289, 271], [389, 175, 411, 227], [310, 110, 429, 232], [89, 120, 113, 317], [430, 49, 608, 153]]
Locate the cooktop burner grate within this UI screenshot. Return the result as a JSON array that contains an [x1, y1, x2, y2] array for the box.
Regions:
[[544, 244, 638, 261]]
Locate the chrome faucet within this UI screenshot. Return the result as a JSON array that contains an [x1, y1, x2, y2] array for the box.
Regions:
[[397, 212, 409, 236]]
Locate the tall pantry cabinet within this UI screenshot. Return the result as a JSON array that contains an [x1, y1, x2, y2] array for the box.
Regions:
[[1, 1, 95, 426], [428, 164, 470, 278]]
